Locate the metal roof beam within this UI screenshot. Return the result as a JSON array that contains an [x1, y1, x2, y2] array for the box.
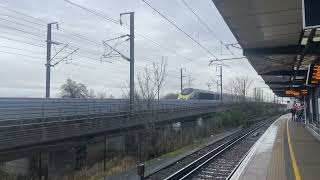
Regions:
[[261, 70, 307, 76], [270, 87, 289, 91], [291, 29, 317, 88], [265, 81, 304, 85], [243, 42, 320, 56], [243, 45, 301, 56], [270, 87, 307, 91], [272, 90, 286, 93], [275, 94, 292, 97]]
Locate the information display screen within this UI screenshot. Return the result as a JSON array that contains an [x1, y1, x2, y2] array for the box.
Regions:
[[303, 0, 320, 29]]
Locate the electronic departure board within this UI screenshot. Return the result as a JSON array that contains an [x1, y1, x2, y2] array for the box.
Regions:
[[311, 65, 320, 84], [303, 0, 320, 29]]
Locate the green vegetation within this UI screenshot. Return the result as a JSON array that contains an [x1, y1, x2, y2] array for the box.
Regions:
[[0, 165, 16, 180], [216, 102, 285, 128], [51, 156, 137, 180], [218, 109, 246, 127]]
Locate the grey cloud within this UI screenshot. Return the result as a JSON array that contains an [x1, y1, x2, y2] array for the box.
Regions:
[[0, 0, 271, 98]]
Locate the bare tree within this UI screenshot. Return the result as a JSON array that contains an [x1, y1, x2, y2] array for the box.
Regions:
[[122, 57, 168, 108], [96, 91, 107, 99], [225, 75, 253, 101], [88, 89, 96, 98], [121, 81, 140, 100], [137, 66, 157, 109], [206, 78, 219, 92], [137, 58, 168, 107], [121, 59, 168, 154], [151, 57, 167, 100]]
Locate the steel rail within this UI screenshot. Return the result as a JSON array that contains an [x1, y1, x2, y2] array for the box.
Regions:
[[144, 115, 269, 179], [164, 119, 271, 180]]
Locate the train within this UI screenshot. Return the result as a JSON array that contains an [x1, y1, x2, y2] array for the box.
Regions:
[[178, 88, 221, 100], [178, 88, 249, 101]]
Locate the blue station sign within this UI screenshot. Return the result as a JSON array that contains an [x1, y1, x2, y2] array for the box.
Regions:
[[303, 0, 320, 29]]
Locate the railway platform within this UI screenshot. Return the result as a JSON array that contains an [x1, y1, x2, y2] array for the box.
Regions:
[[231, 114, 320, 180]]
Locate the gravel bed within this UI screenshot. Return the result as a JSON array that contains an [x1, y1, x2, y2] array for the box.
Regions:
[[146, 118, 273, 180], [188, 122, 272, 180]]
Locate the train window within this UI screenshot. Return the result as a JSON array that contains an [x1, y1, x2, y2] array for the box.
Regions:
[[189, 92, 197, 99], [198, 93, 211, 100], [210, 94, 215, 100], [198, 93, 205, 99], [181, 88, 193, 95]]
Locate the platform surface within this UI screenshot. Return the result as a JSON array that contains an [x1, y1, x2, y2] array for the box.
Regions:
[[231, 114, 320, 180]]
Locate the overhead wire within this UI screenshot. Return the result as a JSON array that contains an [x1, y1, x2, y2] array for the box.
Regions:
[[0, 1, 228, 71], [0, 17, 45, 32], [0, 13, 45, 26], [141, 0, 219, 60], [51, 33, 167, 74], [0, 47, 127, 75], [0, 24, 44, 39], [48, 46, 175, 78], [0, 18, 114, 65], [0, 45, 45, 54], [64, 44, 186, 79], [59, 56, 181, 84], [180, 0, 234, 56], [62, 0, 194, 63], [0, 4, 189, 76], [0, 3, 190, 86], [72, 52, 181, 80], [134, 56, 183, 77], [56, 29, 102, 47], [0, 2, 254, 96], [0, 35, 45, 48], [0, 50, 181, 91], [0, 50, 43, 60], [0, 29, 45, 43], [62, 0, 119, 24], [0, 9, 111, 66], [52, 46, 182, 81], [55, 30, 182, 77], [0, 3, 47, 24]]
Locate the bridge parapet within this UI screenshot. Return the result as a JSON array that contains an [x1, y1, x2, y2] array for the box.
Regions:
[[0, 98, 228, 153]]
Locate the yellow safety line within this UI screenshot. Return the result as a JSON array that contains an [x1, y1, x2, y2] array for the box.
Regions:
[[287, 119, 302, 180]]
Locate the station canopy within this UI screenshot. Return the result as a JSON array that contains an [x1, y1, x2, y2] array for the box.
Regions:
[[212, 0, 320, 97]]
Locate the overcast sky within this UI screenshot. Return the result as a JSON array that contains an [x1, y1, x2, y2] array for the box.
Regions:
[[0, 0, 275, 98]]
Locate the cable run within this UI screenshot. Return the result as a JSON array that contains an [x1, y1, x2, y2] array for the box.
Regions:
[[0, 4, 47, 24], [180, 0, 234, 56], [0, 36, 45, 48], [0, 13, 45, 26], [63, 0, 194, 62], [0, 30, 44, 42], [63, 0, 119, 24], [0, 45, 45, 54], [0, 24, 44, 39], [0, 16, 45, 31], [0, 50, 43, 60], [141, 0, 219, 60]]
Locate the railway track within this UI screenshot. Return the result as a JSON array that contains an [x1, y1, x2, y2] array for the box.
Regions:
[[145, 116, 276, 180]]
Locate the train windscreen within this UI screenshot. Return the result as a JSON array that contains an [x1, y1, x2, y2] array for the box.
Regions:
[[181, 88, 193, 95]]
